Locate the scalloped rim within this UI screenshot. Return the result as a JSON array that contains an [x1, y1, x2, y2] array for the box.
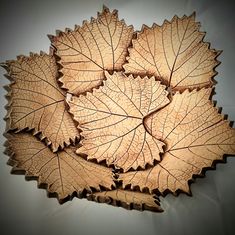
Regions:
[[0, 8, 233, 211]]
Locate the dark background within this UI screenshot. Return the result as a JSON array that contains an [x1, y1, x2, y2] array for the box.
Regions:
[[0, 0, 235, 234]]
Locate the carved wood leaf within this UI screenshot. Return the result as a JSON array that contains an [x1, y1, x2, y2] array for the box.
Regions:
[[88, 189, 163, 212], [2, 53, 79, 152], [5, 133, 115, 200], [120, 88, 235, 193], [50, 6, 134, 95], [69, 72, 169, 172], [1, 7, 234, 212], [123, 14, 221, 91]]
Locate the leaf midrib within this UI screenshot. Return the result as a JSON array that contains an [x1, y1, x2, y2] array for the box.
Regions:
[[72, 103, 142, 120]]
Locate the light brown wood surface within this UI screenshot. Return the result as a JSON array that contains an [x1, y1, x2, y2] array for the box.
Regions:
[[121, 88, 235, 193], [50, 6, 134, 95], [69, 72, 169, 172], [3, 52, 79, 152], [1, 6, 235, 212], [88, 189, 163, 212], [5, 133, 114, 201], [123, 14, 220, 91]]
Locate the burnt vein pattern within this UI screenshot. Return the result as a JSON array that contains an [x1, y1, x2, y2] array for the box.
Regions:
[[5, 133, 115, 200], [124, 14, 220, 91], [69, 72, 169, 172], [88, 189, 162, 212], [50, 6, 134, 95], [120, 89, 235, 193], [3, 53, 79, 152], [1, 8, 235, 212]]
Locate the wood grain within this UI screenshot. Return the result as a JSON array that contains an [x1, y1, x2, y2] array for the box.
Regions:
[[2, 52, 79, 152], [50, 6, 134, 95], [69, 72, 169, 172], [124, 13, 220, 91]]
